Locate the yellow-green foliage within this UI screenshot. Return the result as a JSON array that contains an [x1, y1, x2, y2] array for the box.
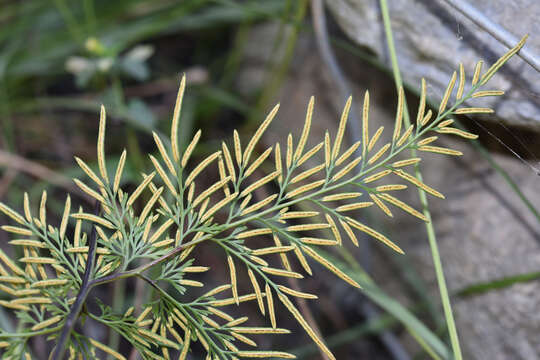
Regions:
[[0, 37, 526, 359]]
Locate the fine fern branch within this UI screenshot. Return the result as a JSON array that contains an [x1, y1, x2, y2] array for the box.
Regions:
[[0, 36, 526, 359]]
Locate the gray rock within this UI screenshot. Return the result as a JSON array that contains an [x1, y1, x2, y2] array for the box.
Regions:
[[325, 0, 540, 130]]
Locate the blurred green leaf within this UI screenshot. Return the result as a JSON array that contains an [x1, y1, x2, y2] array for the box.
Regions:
[[126, 99, 156, 130], [456, 271, 540, 297], [315, 248, 450, 360]]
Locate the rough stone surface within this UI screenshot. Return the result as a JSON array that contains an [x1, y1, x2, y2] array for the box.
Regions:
[[326, 0, 540, 130], [238, 22, 540, 359]]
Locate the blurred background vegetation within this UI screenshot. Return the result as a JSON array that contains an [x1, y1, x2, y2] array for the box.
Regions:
[[0, 1, 538, 359]]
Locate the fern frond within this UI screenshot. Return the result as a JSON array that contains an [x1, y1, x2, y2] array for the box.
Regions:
[[0, 37, 526, 359]]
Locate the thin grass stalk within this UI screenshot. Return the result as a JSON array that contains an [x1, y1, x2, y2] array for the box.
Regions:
[[379, 1, 463, 359], [251, 0, 309, 124]]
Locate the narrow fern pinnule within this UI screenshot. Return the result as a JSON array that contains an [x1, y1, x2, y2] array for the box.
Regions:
[[456, 63, 466, 100], [368, 125, 385, 152], [0, 37, 526, 359], [331, 96, 350, 161], [171, 74, 187, 164], [97, 105, 109, 184], [392, 86, 404, 142]]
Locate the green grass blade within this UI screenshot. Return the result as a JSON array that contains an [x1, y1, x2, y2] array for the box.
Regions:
[[379, 1, 463, 358], [456, 271, 540, 297], [317, 248, 450, 359]]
